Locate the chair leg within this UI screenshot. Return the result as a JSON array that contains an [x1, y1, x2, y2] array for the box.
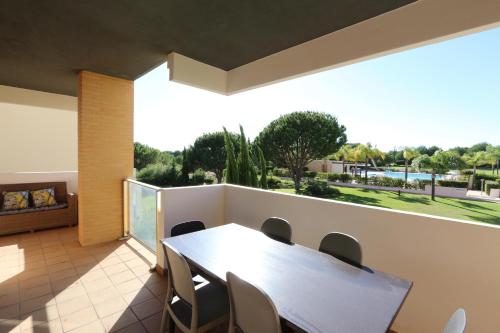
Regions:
[[160, 303, 174, 333]]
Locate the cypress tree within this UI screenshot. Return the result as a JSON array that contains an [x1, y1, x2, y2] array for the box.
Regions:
[[180, 148, 190, 185], [237, 125, 250, 186], [257, 146, 268, 189], [223, 127, 238, 184]]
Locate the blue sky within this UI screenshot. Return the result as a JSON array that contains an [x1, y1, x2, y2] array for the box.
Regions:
[[135, 27, 500, 152]]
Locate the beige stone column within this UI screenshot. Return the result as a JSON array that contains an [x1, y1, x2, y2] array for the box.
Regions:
[[78, 71, 133, 246]]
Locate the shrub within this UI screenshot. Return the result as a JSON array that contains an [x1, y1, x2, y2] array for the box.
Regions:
[[137, 163, 179, 187], [338, 174, 352, 183], [267, 177, 282, 189], [437, 180, 468, 188], [327, 174, 339, 181], [204, 178, 214, 185], [461, 170, 474, 176], [304, 171, 317, 178], [273, 168, 290, 177], [302, 180, 340, 198], [316, 172, 328, 180], [485, 182, 500, 195], [191, 168, 206, 185]]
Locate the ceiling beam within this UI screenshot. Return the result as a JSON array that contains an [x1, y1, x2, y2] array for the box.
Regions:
[[168, 0, 500, 95]]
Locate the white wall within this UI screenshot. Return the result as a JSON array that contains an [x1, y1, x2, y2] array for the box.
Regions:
[[0, 171, 78, 193], [0, 85, 77, 173], [223, 185, 500, 333], [160, 184, 500, 332]]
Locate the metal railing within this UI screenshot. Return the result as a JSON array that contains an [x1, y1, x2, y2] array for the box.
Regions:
[[123, 178, 161, 253]]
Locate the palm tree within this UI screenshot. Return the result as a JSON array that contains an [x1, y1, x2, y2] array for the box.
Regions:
[[402, 148, 419, 185], [352, 144, 367, 180], [362, 143, 385, 183], [335, 145, 353, 174], [486, 145, 500, 175], [462, 151, 486, 189]]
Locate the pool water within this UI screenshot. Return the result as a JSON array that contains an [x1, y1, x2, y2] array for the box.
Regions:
[[366, 171, 444, 181]]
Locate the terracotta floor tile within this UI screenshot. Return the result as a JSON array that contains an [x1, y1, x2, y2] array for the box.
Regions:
[[139, 312, 162, 333], [115, 279, 144, 295], [145, 281, 168, 297], [60, 307, 98, 332], [19, 284, 52, 302], [50, 277, 82, 293], [0, 291, 19, 308], [0, 303, 20, 321], [81, 277, 113, 294], [79, 269, 107, 283], [103, 263, 129, 276], [121, 288, 155, 307], [49, 268, 78, 283], [93, 296, 127, 318], [20, 318, 63, 333], [54, 285, 87, 304], [109, 271, 136, 286], [87, 287, 121, 306], [113, 321, 147, 333], [44, 255, 71, 267], [20, 294, 56, 315], [56, 294, 92, 317], [66, 320, 105, 333], [130, 299, 162, 320], [101, 308, 138, 332], [18, 276, 49, 292], [19, 305, 60, 330]]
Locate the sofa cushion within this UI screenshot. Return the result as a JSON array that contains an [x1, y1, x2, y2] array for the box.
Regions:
[[31, 188, 57, 208], [0, 203, 68, 216], [2, 191, 29, 210]]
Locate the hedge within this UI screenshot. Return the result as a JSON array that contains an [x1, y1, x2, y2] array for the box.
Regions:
[[437, 180, 469, 188]]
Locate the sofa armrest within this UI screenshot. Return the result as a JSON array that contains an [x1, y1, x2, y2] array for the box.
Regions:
[[66, 193, 78, 225]]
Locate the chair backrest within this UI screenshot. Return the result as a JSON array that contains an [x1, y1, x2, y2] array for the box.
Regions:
[[261, 217, 292, 244], [227, 272, 282, 333], [319, 232, 362, 268], [163, 243, 195, 306], [443, 308, 466, 333], [171, 220, 206, 237]]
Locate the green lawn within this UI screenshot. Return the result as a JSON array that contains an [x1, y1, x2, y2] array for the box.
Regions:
[[276, 187, 500, 225]]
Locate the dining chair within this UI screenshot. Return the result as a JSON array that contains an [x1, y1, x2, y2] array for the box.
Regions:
[[171, 220, 206, 237], [442, 308, 466, 333], [170, 220, 207, 284], [227, 271, 282, 333], [160, 243, 229, 333], [318, 232, 362, 268], [261, 217, 292, 244]]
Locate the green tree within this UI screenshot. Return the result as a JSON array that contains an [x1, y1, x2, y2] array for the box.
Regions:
[[402, 148, 419, 185], [352, 144, 366, 179], [420, 150, 464, 200], [257, 146, 268, 189], [180, 148, 190, 185], [363, 143, 384, 183], [190, 132, 236, 183], [462, 151, 486, 188], [237, 126, 251, 186], [468, 142, 490, 153], [486, 145, 500, 175], [223, 127, 239, 184], [134, 142, 161, 170], [257, 111, 346, 192], [333, 145, 353, 174]]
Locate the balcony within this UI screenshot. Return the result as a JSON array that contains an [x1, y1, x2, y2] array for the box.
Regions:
[[1, 1, 499, 332], [122, 180, 499, 333]]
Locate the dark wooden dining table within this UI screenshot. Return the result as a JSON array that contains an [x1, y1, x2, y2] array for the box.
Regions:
[[161, 223, 412, 333]]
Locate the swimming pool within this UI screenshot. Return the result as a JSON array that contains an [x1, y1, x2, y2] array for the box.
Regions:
[[366, 171, 444, 181]]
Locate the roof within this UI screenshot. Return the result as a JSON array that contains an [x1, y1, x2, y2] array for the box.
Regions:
[[0, 0, 415, 96]]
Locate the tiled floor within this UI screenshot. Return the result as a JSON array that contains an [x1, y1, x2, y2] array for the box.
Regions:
[[0, 227, 167, 333]]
